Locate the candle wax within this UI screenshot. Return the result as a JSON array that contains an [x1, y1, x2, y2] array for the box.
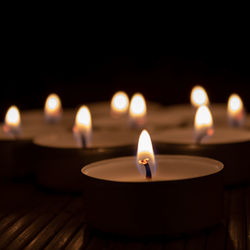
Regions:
[[34, 130, 140, 148], [82, 155, 223, 182], [153, 127, 250, 144]]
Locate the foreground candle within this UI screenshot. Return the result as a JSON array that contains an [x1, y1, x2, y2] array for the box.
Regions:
[[80, 129, 224, 236], [81, 155, 223, 236]]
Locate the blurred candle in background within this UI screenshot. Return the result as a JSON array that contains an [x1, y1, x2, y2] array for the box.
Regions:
[[190, 86, 209, 108], [110, 91, 129, 118], [3, 105, 21, 137], [194, 105, 214, 143], [227, 93, 245, 127], [129, 93, 147, 129], [44, 93, 62, 123], [73, 105, 92, 147]]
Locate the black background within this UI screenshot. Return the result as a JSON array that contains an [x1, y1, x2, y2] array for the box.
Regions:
[[2, 55, 250, 121]]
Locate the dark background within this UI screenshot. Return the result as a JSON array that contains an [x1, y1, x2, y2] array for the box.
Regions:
[[2, 55, 250, 120]]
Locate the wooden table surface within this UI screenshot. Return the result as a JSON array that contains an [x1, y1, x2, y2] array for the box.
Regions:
[[0, 181, 249, 250]]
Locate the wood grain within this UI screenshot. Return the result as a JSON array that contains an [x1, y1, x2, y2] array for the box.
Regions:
[[0, 184, 248, 250]]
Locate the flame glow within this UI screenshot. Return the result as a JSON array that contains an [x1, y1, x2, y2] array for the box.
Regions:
[[137, 130, 156, 176], [227, 94, 244, 126], [44, 93, 62, 122], [191, 86, 209, 108], [4, 106, 21, 136], [194, 105, 214, 142], [111, 91, 129, 117], [129, 93, 147, 127], [73, 106, 92, 147]]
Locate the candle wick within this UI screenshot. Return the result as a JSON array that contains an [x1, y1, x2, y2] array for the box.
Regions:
[[139, 158, 152, 179], [195, 134, 203, 144], [81, 135, 86, 148]]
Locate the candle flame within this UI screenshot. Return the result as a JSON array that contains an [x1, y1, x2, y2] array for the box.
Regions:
[[191, 86, 209, 108], [4, 105, 21, 136], [73, 105, 92, 147], [137, 130, 156, 177], [194, 105, 214, 143], [227, 94, 245, 127], [44, 93, 62, 122], [110, 91, 129, 117], [129, 93, 147, 127]]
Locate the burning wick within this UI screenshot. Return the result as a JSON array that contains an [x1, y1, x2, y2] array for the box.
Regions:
[[195, 127, 214, 144], [80, 135, 87, 148], [138, 158, 152, 179]]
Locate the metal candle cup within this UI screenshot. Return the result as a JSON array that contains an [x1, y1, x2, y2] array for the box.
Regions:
[[81, 155, 224, 237], [153, 128, 250, 186], [33, 131, 139, 192]]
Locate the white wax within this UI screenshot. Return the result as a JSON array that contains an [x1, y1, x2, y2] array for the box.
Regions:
[[93, 109, 185, 131], [164, 103, 228, 126], [0, 123, 66, 141], [82, 155, 223, 182], [152, 128, 250, 144], [34, 130, 140, 149], [88, 101, 164, 117], [22, 109, 75, 127]]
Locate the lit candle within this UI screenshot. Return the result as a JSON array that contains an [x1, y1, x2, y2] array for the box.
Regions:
[[44, 93, 62, 123], [73, 106, 92, 147], [21, 93, 74, 128], [34, 106, 141, 192], [194, 105, 214, 143], [153, 108, 250, 186], [0, 106, 34, 179], [3, 106, 21, 137], [191, 85, 209, 108], [94, 94, 183, 131], [129, 93, 147, 128], [227, 93, 245, 127], [81, 130, 224, 236], [162, 86, 229, 127], [110, 91, 129, 118]]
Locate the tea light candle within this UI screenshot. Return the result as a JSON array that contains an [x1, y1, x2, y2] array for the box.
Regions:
[[153, 106, 250, 186], [34, 105, 140, 192], [0, 104, 69, 180], [0, 106, 35, 179], [44, 93, 63, 123], [110, 91, 129, 118], [81, 130, 224, 236], [22, 93, 75, 128], [93, 92, 184, 131], [163, 86, 229, 127]]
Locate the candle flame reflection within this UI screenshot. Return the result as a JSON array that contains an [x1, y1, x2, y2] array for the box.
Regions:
[[227, 94, 245, 127], [191, 86, 209, 108], [110, 91, 129, 117], [73, 105, 92, 147], [137, 130, 156, 178], [194, 105, 213, 143], [44, 93, 62, 123], [4, 105, 21, 136]]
